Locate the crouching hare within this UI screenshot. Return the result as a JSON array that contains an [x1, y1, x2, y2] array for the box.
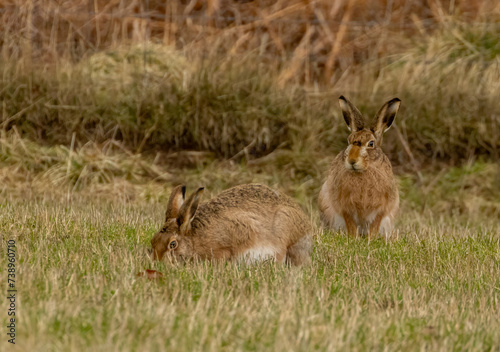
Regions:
[[319, 96, 401, 238], [151, 184, 312, 265]]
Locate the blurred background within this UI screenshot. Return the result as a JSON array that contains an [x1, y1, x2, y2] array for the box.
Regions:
[[0, 0, 499, 220]]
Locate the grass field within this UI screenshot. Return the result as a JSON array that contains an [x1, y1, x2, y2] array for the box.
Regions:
[[1, 1, 500, 351], [1, 195, 500, 351], [1, 161, 499, 351]]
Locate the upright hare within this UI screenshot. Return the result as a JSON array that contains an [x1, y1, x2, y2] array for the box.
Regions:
[[151, 184, 312, 265], [319, 96, 401, 238]]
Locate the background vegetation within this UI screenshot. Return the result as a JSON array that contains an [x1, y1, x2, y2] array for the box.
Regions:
[[0, 0, 499, 351]]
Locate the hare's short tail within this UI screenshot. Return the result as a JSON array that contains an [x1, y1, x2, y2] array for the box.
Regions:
[[286, 234, 312, 266]]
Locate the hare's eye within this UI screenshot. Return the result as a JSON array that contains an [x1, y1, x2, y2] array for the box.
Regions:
[[169, 240, 177, 249], [368, 141, 375, 147]]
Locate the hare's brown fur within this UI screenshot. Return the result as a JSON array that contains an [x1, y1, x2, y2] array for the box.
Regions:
[[151, 184, 312, 265], [319, 96, 401, 238]]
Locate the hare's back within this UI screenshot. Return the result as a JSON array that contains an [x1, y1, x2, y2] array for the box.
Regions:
[[190, 184, 302, 229], [205, 184, 296, 212]]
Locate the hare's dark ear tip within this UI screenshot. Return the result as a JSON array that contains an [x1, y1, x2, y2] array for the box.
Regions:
[[198, 187, 205, 192], [181, 185, 187, 196], [389, 97, 401, 104], [339, 95, 347, 101]]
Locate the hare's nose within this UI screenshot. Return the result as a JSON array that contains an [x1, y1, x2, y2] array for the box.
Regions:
[[348, 159, 356, 165]]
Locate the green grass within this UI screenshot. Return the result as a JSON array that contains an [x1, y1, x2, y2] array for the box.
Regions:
[[1, 196, 499, 351]]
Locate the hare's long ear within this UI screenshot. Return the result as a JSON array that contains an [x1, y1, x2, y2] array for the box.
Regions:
[[371, 98, 401, 143], [165, 185, 186, 221], [177, 187, 204, 233], [339, 96, 364, 132]]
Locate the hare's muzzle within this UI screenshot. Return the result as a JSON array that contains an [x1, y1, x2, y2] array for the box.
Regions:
[[348, 145, 360, 161], [345, 145, 365, 171]]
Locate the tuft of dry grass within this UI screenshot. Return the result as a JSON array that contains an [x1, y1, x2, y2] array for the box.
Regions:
[[368, 22, 500, 163]]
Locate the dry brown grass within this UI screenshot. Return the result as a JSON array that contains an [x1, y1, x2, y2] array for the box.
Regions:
[[2, 0, 499, 83], [1, 1, 499, 166]]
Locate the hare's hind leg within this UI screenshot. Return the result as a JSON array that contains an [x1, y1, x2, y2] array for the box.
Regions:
[[272, 207, 312, 266], [286, 235, 312, 266]]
